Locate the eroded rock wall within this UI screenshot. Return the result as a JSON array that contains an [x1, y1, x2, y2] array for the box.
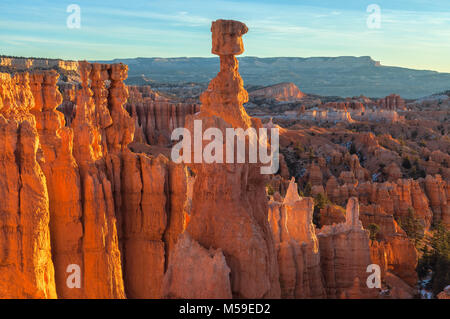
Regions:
[[0, 72, 57, 298], [125, 86, 200, 145], [268, 179, 326, 298], [318, 198, 377, 299], [0, 62, 191, 299]]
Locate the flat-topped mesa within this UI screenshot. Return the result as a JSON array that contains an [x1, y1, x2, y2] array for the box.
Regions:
[[200, 19, 252, 129], [0, 57, 79, 72], [249, 82, 305, 102]]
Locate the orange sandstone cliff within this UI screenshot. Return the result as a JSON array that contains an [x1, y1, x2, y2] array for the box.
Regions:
[[318, 198, 378, 299], [164, 19, 281, 299], [268, 178, 326, 298], [0, 63, 191, 299], [0, 72, 57, 298], [1, 19, 441, 300]]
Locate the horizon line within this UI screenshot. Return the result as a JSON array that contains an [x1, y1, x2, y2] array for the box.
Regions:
[[1, 54, 449, 74]]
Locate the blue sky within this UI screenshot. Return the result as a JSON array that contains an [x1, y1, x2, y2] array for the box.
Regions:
[[1, 0, 449, 72]]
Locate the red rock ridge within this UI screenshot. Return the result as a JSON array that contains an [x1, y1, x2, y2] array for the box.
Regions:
[[250, 82, 305, 102]]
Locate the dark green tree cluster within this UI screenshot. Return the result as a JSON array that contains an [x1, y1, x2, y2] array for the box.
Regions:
[[417, 223, 450, 296], [312, 193, 331, 228], [294, 142, 304, 157], [398, 208, 449, 296], [367, 223, 380, 242], [398, 207, 424, 248], [402, 157, 412, 169], [349, 143, 357, 155], [302, 182, 312, 197], [266, 184, 275, 196]]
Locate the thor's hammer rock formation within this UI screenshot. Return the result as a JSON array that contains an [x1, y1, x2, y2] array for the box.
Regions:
[[164, 19, 281, 299]]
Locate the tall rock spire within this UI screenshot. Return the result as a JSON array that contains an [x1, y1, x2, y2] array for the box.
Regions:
[[346, 197, 363, 229], [165, 19, 281, 299], [200, 19, 252, 129]]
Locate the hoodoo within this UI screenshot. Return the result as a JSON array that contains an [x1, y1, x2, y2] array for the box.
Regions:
[[164, 19, 281, 299], [0, 72, 57, 298]]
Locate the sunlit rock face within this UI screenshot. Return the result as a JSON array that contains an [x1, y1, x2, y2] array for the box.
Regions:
[[199, 20, 253, 130], [249, 82, 306, 102], [67, 62, 127, 298], [423, 175, 450, 228], [0, 72, 57, 298], [29, 70, 84, 298], [69, 62, 189, 299], [0, 57, 79, 72], [2, 18, 443, 300], [165, 19, 281, 299], [268, 178, 326, 298], [317, 198, 378, 299], [57, 83, 201, 147], [0, 62, 192, 299], [163, 232, 232, 299]]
